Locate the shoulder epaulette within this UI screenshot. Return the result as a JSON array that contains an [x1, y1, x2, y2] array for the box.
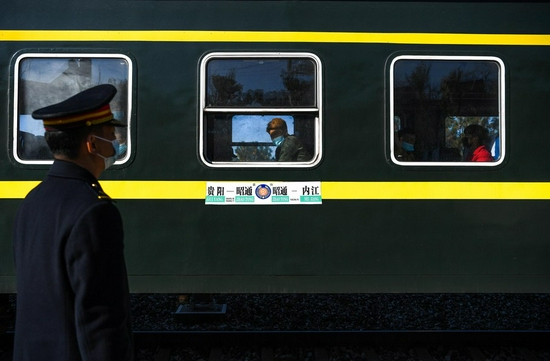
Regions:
[[90, 182, 114, 202]]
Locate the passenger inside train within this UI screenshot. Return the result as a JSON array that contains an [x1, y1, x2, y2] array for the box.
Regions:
[[394, 127, 416, 162], [266, 117, 310, 162], [461, 124, 494, 162]]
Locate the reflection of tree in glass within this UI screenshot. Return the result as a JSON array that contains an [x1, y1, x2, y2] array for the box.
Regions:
[[398, 62, 438, 153], [242, 89, 265, 106], [445, 116, 498, 150], [210, 70, 243, 106], [281, 60, 315, 106], [235, 145, 273, 161], [405, 62, 433, 102], [208, 59, 315, 107], [440, 64, 499, 152], [394, 62, 435, 124], [440, 65, 497, 116], [395, 60, 499, 159]]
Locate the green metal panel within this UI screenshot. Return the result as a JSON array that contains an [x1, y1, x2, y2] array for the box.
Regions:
[[1, 1, 550, 293]]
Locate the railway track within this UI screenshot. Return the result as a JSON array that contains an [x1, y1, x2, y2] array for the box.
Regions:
[[132, 330, 550, 361], [2, 293, 550, 360], [2, 330, 549, 360], [139, 346, 548, 361]]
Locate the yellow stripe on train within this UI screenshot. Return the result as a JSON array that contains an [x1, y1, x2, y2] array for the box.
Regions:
[[2, 181, 550, 200], [1, 30, 550, 46]]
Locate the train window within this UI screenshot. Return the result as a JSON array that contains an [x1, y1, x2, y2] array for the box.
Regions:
[[13, 54, 132, 165], [199, 53, 322, 167], [390, 55, 505, 166]]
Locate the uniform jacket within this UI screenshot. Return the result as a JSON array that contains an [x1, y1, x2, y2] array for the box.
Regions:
[[275, 135, 310, 161], [13, 160, 133, 361]]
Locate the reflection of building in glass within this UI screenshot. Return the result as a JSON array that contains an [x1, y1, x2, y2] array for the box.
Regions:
[[19, 57, 129, 116], [16, 56, 131, 163]]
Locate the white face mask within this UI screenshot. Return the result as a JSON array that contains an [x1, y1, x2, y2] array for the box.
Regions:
[[92, 135, 120, 170]]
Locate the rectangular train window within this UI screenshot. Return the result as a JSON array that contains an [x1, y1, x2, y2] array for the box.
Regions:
[[13, 54, 132, 165], [199, 53, 322, 167], [390, 55, 505, 166]]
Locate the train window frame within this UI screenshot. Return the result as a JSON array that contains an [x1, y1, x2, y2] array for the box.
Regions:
[[389, 55, 505, 167], [199, 52, 323, 168], [12, 53, 133, 166]]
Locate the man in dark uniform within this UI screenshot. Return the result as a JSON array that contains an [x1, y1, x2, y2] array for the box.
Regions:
[[266, 118, 310, 161], [12, 84, 133, 360]]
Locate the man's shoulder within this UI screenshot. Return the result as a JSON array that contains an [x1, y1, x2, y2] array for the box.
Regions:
[[24, 175, 113, 212], [283, 135, 302, 147]]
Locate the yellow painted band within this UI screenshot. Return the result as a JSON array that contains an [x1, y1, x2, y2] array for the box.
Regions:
[[0, 181, 40, 199], [1, 30, 550, 46], [2, 181, 550, 200], [321, 181, 550, 200], [102, 181, 206, 200]]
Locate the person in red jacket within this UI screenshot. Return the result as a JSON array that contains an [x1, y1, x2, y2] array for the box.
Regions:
[[462, 124, 494, 162]]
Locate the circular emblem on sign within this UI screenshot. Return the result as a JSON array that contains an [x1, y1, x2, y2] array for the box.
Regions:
[[255, 184, 271, 199]]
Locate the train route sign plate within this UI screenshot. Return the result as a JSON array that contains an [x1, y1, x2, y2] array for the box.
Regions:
[[205, 182, 322, 205]]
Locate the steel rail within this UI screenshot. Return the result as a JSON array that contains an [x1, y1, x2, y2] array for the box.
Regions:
[[131, 330, 550, 348]]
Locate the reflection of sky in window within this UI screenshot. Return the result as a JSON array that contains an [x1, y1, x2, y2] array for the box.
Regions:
[[232, 115, 294, 142], [20, 59, 67, 83], [18, 58, 129, 136], [19, 115, 44, 136], [394, 60, 498, 87], [20, 58, 128, 84], [92, 59, 128, 84], [208, 59, 313, 92]]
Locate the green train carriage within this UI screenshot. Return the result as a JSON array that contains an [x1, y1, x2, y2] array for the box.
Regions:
[[1, 1, 549, 293]]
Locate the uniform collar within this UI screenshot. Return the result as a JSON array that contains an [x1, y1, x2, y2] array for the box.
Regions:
[[48, 159, 99, 184]]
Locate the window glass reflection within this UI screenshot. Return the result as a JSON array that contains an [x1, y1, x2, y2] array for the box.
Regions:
[[16, 56, 131, 163], [201, 53, 321, 167], [205, 114, 316, 162], [392, 57, 503, 164], [206, 59, 316, 107]]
